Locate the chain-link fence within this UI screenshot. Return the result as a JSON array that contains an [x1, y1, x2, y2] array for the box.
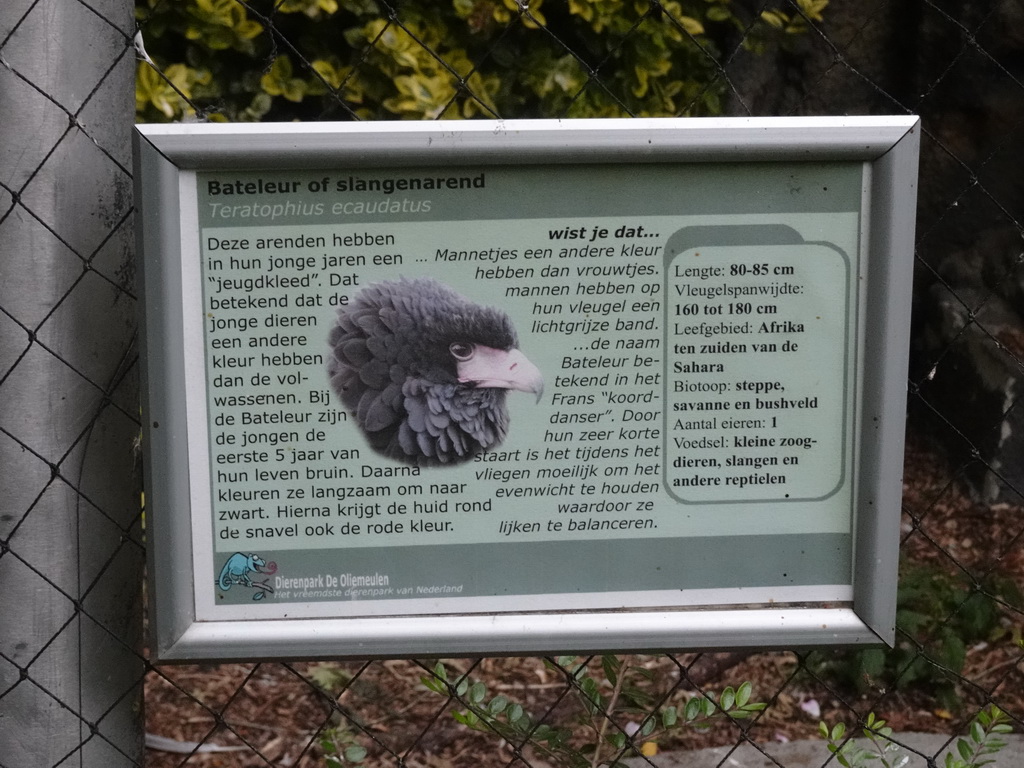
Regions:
[[2, 0, 1023, 766], [0, 0, 142, 765]]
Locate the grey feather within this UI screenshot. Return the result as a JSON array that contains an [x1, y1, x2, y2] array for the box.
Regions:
[[327, 277, 535, 466]]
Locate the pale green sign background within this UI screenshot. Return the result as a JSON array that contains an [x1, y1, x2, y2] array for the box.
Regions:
[[196, 162, 864, 607]]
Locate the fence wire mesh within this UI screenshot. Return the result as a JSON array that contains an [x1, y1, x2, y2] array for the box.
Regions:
[[1, 0, 1023, 766], [1, 0, 142, 766]]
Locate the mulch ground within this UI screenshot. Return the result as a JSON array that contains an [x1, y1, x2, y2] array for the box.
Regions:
[[143, 430, 1024, 767]]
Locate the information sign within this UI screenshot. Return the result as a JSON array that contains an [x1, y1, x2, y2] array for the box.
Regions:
[[135, 118, 919, 661]]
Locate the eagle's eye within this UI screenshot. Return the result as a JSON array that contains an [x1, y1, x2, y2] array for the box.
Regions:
[[449, 341, 475, 361]]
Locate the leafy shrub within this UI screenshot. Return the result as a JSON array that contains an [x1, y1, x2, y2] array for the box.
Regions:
[[821, 705, 1013, 768], [421, 655, 765, 768], [135, 0, 828, 122]]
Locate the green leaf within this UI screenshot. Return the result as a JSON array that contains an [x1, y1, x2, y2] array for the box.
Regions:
[[580, 676, 599, 696], [720, 686, 736, 711], [575, 741, 598, 760], [707, 6, 733, 22], [621, 684, 655, 708], [766, 9, 793, 28], [971, 721, 985, 744], [602, 655, 622, 686], [344, 745, 367, 762], [684, 697, 702, 721], [579, 676, 602, 714], [957, 738, 973, 760], [452, 710, 480, 727], [469, 682, 487, 704], [662, 706, 678, 727], [419, 676, 444, 694], [736, 681, 753, 707], [677, 15, 704, 35], [489, 695, 509, 714], [533, 724, 555, 741]]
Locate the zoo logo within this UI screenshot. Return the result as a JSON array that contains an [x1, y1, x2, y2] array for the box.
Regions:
[[216, 552, 276, 601]]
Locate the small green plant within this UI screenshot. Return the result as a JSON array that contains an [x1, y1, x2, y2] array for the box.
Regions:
[[307, 665, 369, 767], [318, 723, 368, 768], [421, 655, 765, 768], [819, 713, 908, 768], [812, 560, 1021, 710], [820, 705, 1013, 768], [944, 706, 1014, 768]]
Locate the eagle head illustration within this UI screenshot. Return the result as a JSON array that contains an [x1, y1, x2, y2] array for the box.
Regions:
[[327, 277, 543, 465]]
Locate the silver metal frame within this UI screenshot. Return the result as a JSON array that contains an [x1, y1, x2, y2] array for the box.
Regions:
[[134, 117, 919, 661]]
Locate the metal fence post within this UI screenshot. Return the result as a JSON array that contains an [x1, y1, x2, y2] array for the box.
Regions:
[[0, 1, 142, 766]]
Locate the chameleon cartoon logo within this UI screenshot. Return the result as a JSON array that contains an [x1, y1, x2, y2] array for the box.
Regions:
[[216, 552, 276, 601]]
